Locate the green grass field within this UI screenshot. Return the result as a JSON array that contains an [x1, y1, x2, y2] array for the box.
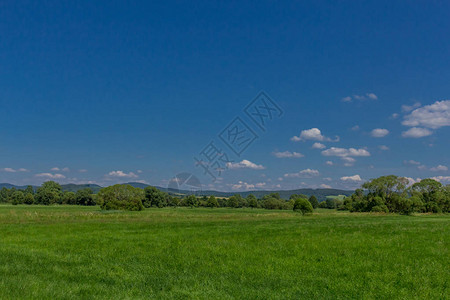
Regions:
[[0, 205, 448, 299]]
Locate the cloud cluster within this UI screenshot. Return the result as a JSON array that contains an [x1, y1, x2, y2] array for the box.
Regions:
[[230, 181, 266, 190], [1, 168, 29, 173], [340, 175, 363, 182], [226, 160, 265, 170], [321, 147, 370, 157], [272, 151, 304, 158], [35, 173, 66, 179], [284, 169, 320, 178], [108, 170, 138, 178], [312, 142, 326, 149], [51, 167, 70, 172], [342, 93, 378, 102], [371, 128, 389, 138], [430, 165, 448, 172], [291, 128, 338, 142], [402, 100, 450, 138]]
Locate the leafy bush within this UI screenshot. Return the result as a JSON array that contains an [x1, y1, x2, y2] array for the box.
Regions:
[[293, 198, 313, 215], [97, 184, 144, 211]]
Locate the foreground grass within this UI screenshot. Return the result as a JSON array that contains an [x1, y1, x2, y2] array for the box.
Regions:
[[0, 205, 448, 299]]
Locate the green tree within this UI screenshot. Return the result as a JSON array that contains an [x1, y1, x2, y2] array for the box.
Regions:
[[62, 191, 77, 205], [247, 194, 258, 208], [23, 193, 34, 205], [0, 187, 9, 203], [293, 198, 313, 215], [11, 191, 24, 205], [144, 186, 167, 208], [227, 195, 240, 208], [185, 195, 199, 208], [76, 188, 95, 206], [24, 185, 34, 195], [206, 196, 219, 208], [308, 195, 319, 209], [35, 181, 62, 205], [97, 184, 144, 211]]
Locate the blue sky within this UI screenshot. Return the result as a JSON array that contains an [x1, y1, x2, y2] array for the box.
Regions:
[[0, 0, 449, 191]]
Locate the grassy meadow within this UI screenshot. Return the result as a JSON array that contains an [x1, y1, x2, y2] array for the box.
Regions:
[[0, 205, 448, 299]]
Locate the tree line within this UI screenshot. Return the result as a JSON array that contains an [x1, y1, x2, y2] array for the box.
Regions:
[[2, 176, 448, 215], [341, 175, 449, 214]]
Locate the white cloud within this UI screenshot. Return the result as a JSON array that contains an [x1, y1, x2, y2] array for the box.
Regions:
[[284, 169, 320, 178], [319, 184, 332, 189], [391, 113, 399, 119], [321, 147, 370, 157], [342, 96, 352, 102], [379, 145, 389, 150], [312, 142, 326, 149], [351, 125, 360, 131], [322, 147, 369, 166], [325, 161, 334, 166], [342, 157, 356, 167], [35, 173, 66, 179], [402, 100, 450, 129], [2, 168, 29, 173], [340, 175, 363, 182], [79, 169, 88, 173], [430, 165, 448, 172], [230, 181, 266, 190], [291, 128, 338, 142], [431, 176, 450, 184], [51, 167, 70, 172], [401, 127, 433, 138], [272, 151, 304, 158], [405, 177, 421, 186], [108, 170, 138, 178], [371, 128, 389, 138], [403, 160, 421, 166], [342, 93, 378, 102], [226, 160, 265, 170], [401, 102, 421, 113]]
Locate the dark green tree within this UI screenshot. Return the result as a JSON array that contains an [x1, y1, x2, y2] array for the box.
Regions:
[[144, 186, 167, 208], [308, 195, 319, 209], [76, 188, 95, 206]]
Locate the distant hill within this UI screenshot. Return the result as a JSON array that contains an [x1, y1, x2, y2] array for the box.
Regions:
[[0, 182, 354, 201]]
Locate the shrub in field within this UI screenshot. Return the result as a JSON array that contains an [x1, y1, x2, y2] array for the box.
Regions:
[[97, 184, 144, 211], [293, 198, 313, 215]]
